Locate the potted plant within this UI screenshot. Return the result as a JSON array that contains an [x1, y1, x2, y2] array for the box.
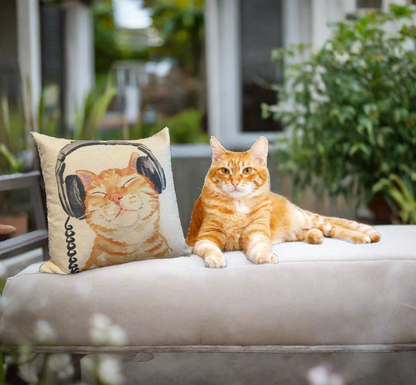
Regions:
[[262, 4, 416, 222]]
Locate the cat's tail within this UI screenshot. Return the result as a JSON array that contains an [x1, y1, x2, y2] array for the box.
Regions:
[[302, 210, 380, 244]]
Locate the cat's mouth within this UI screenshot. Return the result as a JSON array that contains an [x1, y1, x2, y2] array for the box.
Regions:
[[112, 207, 138, 221]]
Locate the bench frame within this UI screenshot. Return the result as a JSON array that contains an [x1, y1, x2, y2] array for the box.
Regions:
[[0, 172, 48, 262]]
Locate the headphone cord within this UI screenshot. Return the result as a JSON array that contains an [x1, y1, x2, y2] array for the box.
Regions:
[[64, 216, 80, 274]]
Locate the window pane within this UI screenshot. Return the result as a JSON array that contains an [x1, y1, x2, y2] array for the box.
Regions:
[[240, 0, 283, 132]]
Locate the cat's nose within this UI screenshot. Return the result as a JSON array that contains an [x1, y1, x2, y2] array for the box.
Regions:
[[109, 193, 123, 205]]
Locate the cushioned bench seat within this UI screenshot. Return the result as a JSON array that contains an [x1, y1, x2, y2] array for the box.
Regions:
[[1, 225, 416, 352]]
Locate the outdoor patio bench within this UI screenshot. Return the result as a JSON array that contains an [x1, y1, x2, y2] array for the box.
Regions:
[[1, 173, 416, 372]]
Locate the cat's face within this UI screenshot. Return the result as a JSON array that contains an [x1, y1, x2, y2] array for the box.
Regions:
[[76, 153, 159, 232], [206, 137, 269, 199]]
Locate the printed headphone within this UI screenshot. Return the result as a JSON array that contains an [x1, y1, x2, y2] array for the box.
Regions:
[[55, 141, 166, 220]]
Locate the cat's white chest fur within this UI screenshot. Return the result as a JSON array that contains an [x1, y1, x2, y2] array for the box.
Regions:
[[234, 200, 251, 215]]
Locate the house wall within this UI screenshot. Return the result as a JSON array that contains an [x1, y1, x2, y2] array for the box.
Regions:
[[0, 0, 18, 64], [206, 0, 408, 150], [0, 0, 20, 102]]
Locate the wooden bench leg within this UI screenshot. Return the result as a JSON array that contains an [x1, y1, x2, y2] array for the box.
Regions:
[[71, 354, 84, 382]]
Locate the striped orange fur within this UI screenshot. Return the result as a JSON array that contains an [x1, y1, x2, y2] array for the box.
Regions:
[[77, 152, 171, 271], [187, 136, 380, 268]]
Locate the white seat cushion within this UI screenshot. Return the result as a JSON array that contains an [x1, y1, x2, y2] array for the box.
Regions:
[[1, 225, 416, 347]]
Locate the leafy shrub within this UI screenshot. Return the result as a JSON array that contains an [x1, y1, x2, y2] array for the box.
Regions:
[[263, 5, 416, 210], [162, 108, 208, 144]]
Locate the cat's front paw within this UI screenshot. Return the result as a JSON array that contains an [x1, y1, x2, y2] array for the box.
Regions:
[[249, 252, 278, 265], [204, 252, 227, 268]]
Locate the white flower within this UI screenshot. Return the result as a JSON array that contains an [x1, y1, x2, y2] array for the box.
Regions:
[[268, 104, 282, 113], [48, 354, 74, 379], [18, 344, 34, 364], [394, 46, 404, 58], [306, 363, 345, 385], [18, 363, 39, 385], [313, 74, 326, 93], [304, 64, 313, 72], [286, 77, 295, 91], [81, 355, 95, 373], [34, 320, 56, 344], [108, 325, 128, 346], [296, 116, 306, 125], [315, 65, 327, 74], [294, 82, 304, 93], [356, 59, 367, 69], [296, 104, 307, 115], [309, 101, 318, 113], [90, 314, 128, 346], [402, 37, 415, 52], [334, 52, 350, 64], [97, 355, 124, 385], [310, 91, 329, 105], [350, 41, 361, 55]]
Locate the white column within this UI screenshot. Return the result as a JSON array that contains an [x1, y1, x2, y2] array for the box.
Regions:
[[64, 2, 95, 126], [219, 0, 241, 148], [284, 0, 302, 48], [205, 0, 241, 148], [311, 0, 329, 48], [204, 0, 222, 142], [312, 0, 356, 48], [17, 0, 42, 130]]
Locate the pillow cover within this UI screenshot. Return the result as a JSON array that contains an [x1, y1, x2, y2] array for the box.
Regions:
[[32, 128, 191, 274]]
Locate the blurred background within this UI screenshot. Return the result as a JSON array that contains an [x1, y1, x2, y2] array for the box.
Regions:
[[0, 0, 415, 238]]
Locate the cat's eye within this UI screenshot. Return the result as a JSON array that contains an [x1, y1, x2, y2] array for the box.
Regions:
[[123, 177, 139, 187], [91, 191, 106, 196], [243, 167, 252, 175], [220, 168, 230, 175]]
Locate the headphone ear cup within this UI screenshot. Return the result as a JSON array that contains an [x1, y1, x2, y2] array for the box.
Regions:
[[65, 175, 86, 219], [135, 156, 164, 194]]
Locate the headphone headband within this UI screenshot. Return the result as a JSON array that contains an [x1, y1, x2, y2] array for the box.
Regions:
[[56, 140, 166, 219]]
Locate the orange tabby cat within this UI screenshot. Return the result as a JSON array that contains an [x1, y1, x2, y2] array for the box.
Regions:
[[187, 137, 380, 268], [76, 152, 171, 271]]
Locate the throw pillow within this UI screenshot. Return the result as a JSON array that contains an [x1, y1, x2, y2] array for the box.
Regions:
[[32, 128, 191, 274]]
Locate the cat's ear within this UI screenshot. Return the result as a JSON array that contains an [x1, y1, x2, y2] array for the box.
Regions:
[[210, 136, 227, 163], [249, 136, 268, 166], [75, 170, 96, 189], [129, 152, 140, 169]]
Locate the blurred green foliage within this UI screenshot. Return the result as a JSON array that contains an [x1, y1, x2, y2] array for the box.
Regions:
[[373, 174, 416, 224], [93, 0, 122, 74], [0, 96, 26, 174], [263, 4, 416, 219], [125, 108, 207, 143], [148, 0, 204, 75], [93, 0, 204, 76], [161, 108, 207, 143]]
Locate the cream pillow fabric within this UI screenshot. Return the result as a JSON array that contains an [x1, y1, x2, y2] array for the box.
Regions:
[[32, 128, 191, 274]]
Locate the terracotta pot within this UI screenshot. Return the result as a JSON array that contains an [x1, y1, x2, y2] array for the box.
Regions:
[[367, 192, 394, 223], [0, 213, 28, 237]]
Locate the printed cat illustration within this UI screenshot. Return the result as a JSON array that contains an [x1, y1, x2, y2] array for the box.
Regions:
[[187, 136, 380, 268], [76, 152, 171, 271]]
